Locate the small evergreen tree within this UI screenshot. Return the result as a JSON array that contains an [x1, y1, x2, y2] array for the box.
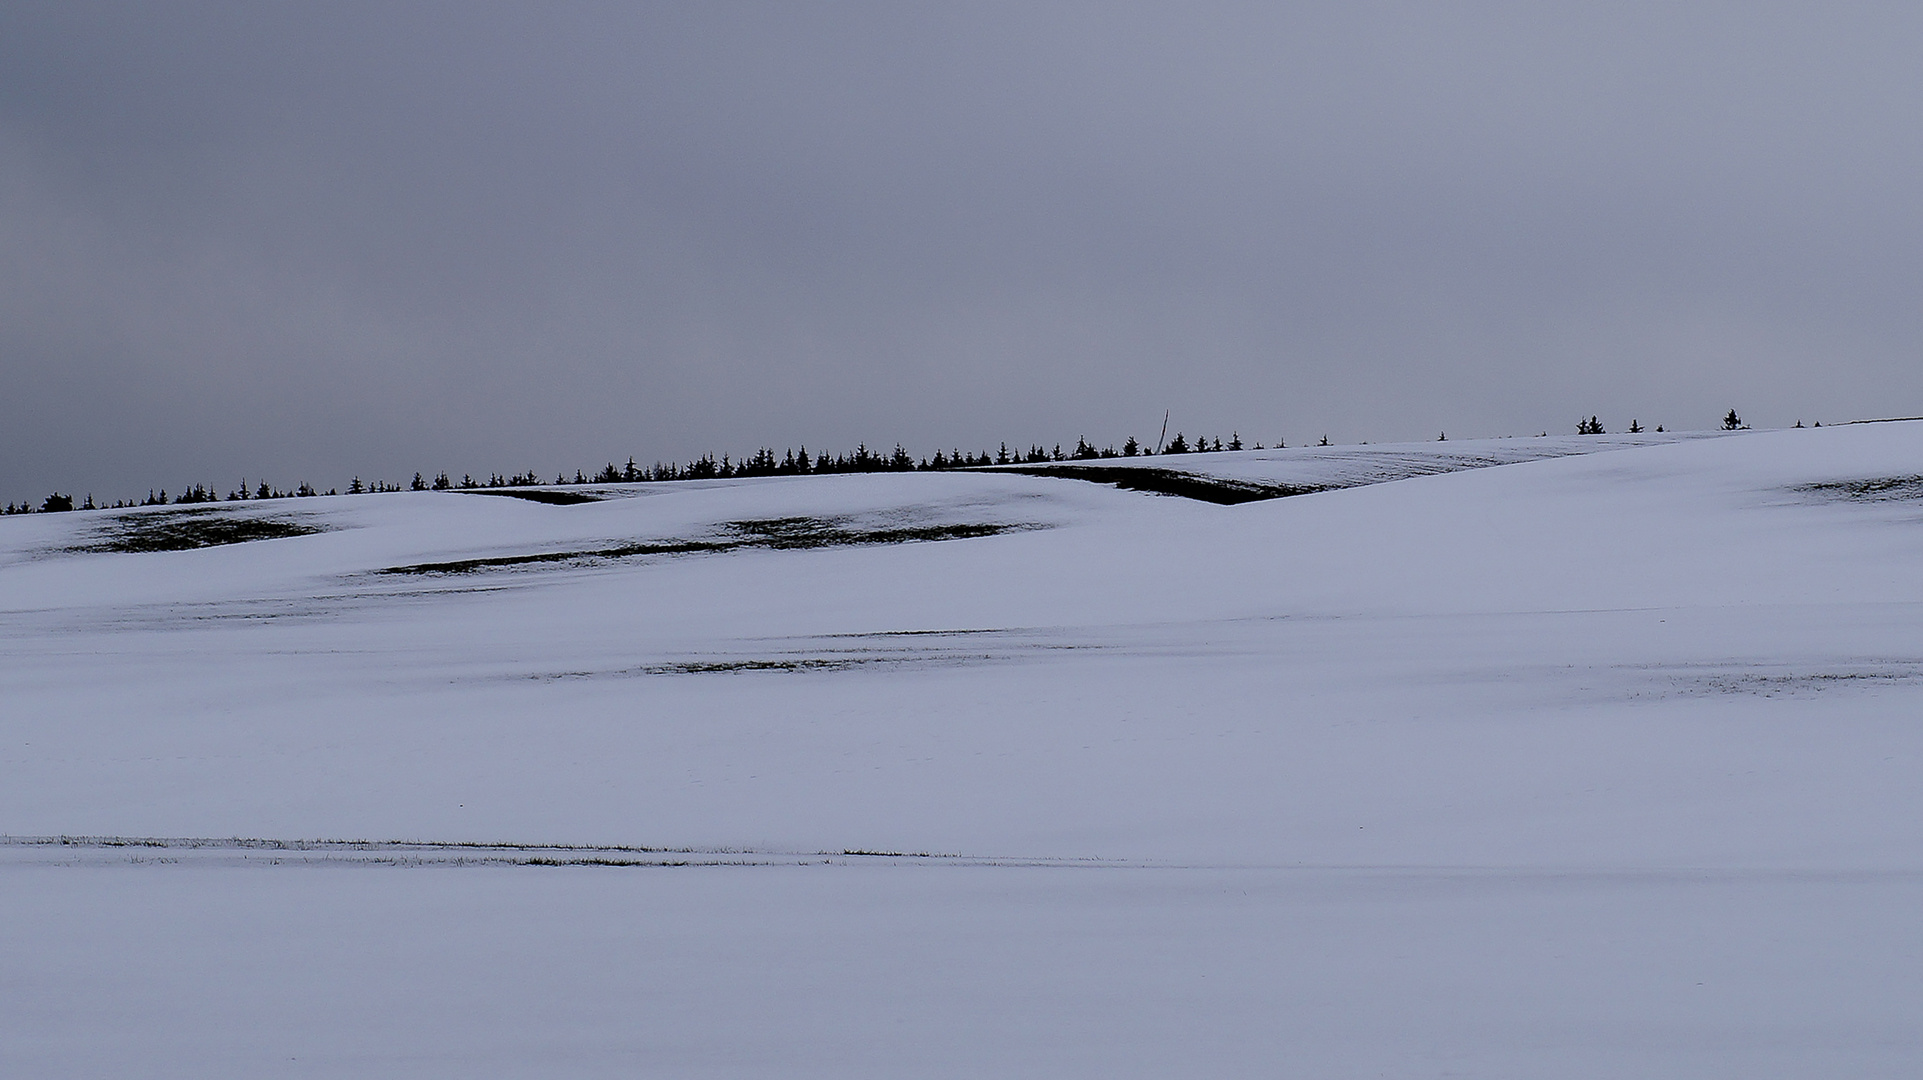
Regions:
[[1723, 409, 1741, 430]]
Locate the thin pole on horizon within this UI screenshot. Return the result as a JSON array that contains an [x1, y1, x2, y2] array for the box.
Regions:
[[1155, 411, 1169, 455]]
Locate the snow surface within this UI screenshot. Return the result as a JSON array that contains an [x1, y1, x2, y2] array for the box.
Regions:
[[5, 427, 1923, 1076]]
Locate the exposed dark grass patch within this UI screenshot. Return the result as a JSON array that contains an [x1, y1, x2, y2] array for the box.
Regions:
[[722, 517, 1018, 548], [3, 835, 1112, 870], [522, 856, 686, 867], [533, 651, 999, 680], [992, 465, 1327, 504], [642, 658, 876, 675], [1793, 476, 1923, 502], [377, 518, 1037, 575], [379, 539, 731, 575], [1694, 669, 1923, 697], [16, 836, 693, 853], [72, 508, 327, 553], [460, 488, 612, 505], [824, 627, 1009, 638], [642, 653, 993, 676]]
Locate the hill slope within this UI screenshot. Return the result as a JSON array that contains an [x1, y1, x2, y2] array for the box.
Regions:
[[5, 425, 1922, 1077]]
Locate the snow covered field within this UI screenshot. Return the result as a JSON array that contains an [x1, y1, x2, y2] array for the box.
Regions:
[[5, 425, 1923, 1077]]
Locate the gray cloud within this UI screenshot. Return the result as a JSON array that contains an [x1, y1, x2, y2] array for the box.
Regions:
[[4, 2, 1921, 502]]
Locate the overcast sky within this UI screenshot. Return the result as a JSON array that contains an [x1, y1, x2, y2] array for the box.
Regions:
[[4, 2, 1921, 503]]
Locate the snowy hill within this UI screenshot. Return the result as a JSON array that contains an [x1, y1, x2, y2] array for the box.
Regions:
[[5, 424, 1923, 1076], [995, 429, 1723, 501]]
